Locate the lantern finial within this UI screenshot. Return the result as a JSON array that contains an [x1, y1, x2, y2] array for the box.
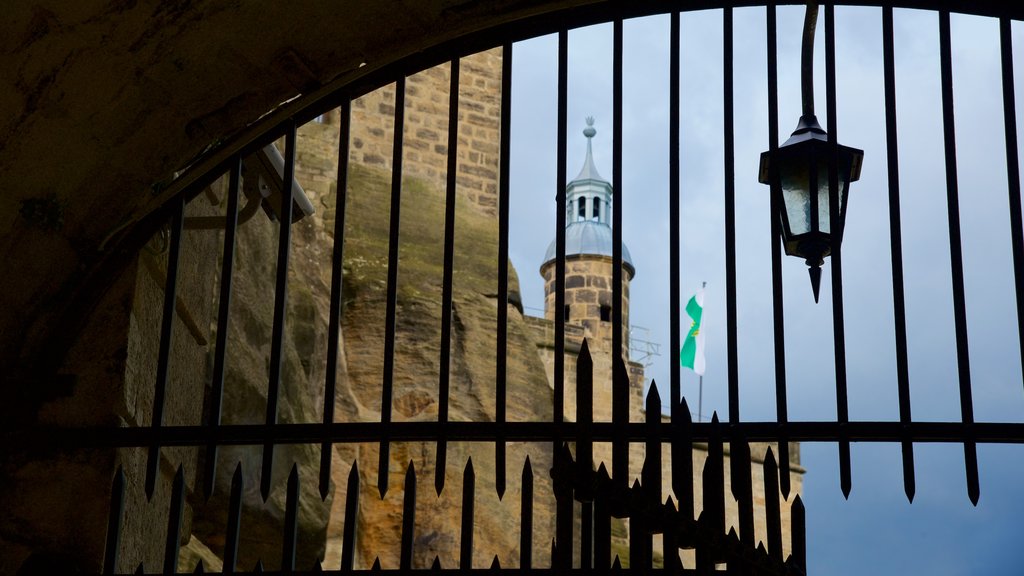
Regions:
[[809, 264, 822, 303]]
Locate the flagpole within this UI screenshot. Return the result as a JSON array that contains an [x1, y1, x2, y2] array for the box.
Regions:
[[698, 374, 703, 423], [697, 280, 705, 422]]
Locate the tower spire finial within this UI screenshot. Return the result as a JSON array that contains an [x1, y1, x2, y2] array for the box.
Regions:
[[584, 116, 596, 139]]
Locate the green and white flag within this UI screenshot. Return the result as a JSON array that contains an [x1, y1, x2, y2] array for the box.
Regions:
[[680, 289, 705, 375]]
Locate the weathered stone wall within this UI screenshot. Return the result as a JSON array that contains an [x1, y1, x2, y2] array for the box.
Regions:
[[541, 256, 633, 354], [316, 48, 504, 220], [0, 188, 222, 574]]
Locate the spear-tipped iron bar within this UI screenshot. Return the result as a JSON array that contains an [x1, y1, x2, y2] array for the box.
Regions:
[[400, 461, 416, 570], [437, 58, 460, 497], [224, 463, 243, 573], [380, 77, 408, 500], [723, 4, 740, 427], [644, 383, 663, 512], [791, 495, 806, 572], [460, 458, 475, 569], [669, 8, 683, 442], [146, 194, 185, 500], [322, 99, 352, 501], [164, 466, 186, 574], [707, 414, 725, 538], [763, 448, 782, 562], [554, 29, 568, 452], [1001, 16, 1024, 395], [577, 339, 594, 502], [939, 10, 981, 505], [554, 443, 574, 569], [612, 16, 627, 492], [520, 457, 534, 570], [614, 359, 630, 489], [674, 397, 695, 522], [341, 461, 360, 571], [824, 3, 853, 501], [766, 0, 792, 501], [595, 464, 612, 569], [495, 40, 514, 501], [732, 437, 754, 548], [262, 120, 297, 502], [882, 5, 917, 503], [282, 465, 300, 570], [103, 466, 125, 575], [581, 501, 593, 570], [206, 156, 242, 501]]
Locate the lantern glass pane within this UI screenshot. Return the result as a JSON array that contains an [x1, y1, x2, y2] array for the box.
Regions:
[[817, 162, 849, 235], [781, 165, 813, 236]]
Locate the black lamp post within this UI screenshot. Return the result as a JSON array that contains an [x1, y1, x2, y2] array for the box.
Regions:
[[758, 2, 863, 302]]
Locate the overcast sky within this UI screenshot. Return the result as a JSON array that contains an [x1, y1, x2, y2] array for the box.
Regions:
[[506, 7, 1024, 573]]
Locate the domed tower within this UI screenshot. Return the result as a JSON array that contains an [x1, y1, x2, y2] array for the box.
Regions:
[[540, 118, 635, 352]]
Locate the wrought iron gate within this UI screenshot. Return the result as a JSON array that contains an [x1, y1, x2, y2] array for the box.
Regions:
[[18, 1, 1024, 574]]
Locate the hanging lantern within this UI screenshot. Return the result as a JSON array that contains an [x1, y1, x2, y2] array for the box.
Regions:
[[759, 115, 863, 302]]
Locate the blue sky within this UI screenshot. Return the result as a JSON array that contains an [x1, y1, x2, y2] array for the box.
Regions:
[[506, 6, 1024, 574]]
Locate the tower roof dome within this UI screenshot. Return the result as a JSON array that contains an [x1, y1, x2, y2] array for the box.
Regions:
[[541, 118, 634, 277]]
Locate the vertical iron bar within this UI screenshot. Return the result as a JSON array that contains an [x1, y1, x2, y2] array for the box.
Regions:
[[731, 436, 754, 548], [262, 120, 297, 502], [939, 10, 980, 505], [555, 29, 568, 449], [670, 9, 682, 435], [103, 465, 125, 575], [341, 461, 360, 572], [581, 502, 593, 570], [520, 457, 533, 570], [400, 461, 416, 570], [496, 40, 514, 501], [614, 359, 629, 488], [224, 463, 243, 574], [882, 5, 916, 503], [825, 3, 853, 500], [460, 458, 475, 569], [578, 340, 594, 501], [323, 99, 352, 501], [282, 464, 299, 571], [164, 466, 186, 574], [205, 157, 242, 500], [380, 77, 408, 499], [629, 479, 649, 569], [595, 464, 612, 569], [612, 16, 627, 489], [673, 397, 694, 521], [766, 0, 792, 500], [723, 5, 740, 426], [437, 59, 460, 497], [763, 448, 782, 562], [554, 443, 574, 569], [146, 194, 185, 500], [644, 383, 663, 511], [791, 494, 806, 571], [707, 413, 724, 537], [1000, 17, 1024, 394], [663, 497, 680, 572]]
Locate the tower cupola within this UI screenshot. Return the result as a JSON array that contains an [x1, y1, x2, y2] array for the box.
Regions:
[[541, 118, 634, 275]]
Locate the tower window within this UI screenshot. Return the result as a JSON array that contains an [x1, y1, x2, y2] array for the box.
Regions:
[[578, 197, 587, 221], [600, 305, 611, 322], [593, 197, 601, 221], [564, 305, 571, 321]]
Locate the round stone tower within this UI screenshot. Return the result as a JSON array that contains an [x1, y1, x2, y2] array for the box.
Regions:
[[540, 118, 635, 351]]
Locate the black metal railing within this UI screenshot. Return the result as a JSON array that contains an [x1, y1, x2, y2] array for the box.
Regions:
[[20, 1, 1024, 574]]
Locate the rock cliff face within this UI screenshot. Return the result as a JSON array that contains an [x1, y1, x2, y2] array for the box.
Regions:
[[183, 137, 557, 569], [321, 162, 556, 569]]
